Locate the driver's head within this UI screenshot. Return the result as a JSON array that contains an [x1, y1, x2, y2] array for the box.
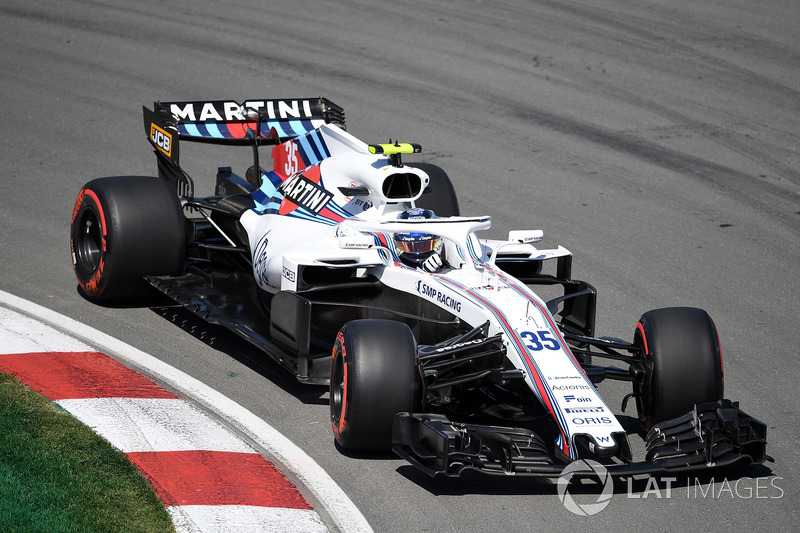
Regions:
[[393, 208, 440, 266]]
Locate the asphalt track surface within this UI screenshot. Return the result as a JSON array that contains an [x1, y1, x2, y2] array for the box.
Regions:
[[1, 0, 798, 531]]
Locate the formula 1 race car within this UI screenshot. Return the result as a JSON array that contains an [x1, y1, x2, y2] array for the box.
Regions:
[[70, 97, 768, 478]]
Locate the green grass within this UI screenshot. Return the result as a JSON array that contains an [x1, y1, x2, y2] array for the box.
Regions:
[[0, 372, 175, 533]]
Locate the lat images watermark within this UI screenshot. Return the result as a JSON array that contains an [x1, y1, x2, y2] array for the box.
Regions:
[[556, 460, 614, 516], [557, 460, 784, 516]]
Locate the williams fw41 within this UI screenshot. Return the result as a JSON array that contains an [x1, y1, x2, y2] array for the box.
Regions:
[[70, 97, 769, 479]]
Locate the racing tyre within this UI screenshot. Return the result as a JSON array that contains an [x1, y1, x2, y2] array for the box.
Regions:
[[70, 176, 186, 302], [410, 163, 460, 217], [330, 320, 419, 452], [632, 307, 724, 430]]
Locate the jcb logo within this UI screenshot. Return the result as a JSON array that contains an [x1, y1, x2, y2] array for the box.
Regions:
[[150, 124, 172, 157]]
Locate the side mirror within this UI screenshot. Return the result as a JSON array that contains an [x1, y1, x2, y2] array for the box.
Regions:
[[337, 226, 377, 249], [508, 230, 544, 244]]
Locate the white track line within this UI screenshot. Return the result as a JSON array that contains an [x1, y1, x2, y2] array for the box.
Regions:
[[0, 289, 372, 533], [168, 505, 328, 533], [56, 397, 257, 454]]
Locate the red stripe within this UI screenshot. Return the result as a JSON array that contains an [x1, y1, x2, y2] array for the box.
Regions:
[[84, 189, 107, 242], [0, 352, 177, 400], [223, 122, 243, 138], [127, 450, 313, 509], [223, 121, 258, 139], [635, 322, 649, 355], [319, 206, 345, 222]]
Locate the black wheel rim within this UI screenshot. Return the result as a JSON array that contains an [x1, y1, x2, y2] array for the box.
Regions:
[[75, 210, 102, 277]]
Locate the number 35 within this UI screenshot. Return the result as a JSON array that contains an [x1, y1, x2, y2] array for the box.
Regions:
[[520, 330, 560, 351]]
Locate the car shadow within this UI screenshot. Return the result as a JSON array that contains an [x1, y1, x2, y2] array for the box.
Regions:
[[76, 284, 178, 309], [148, 304, 328, 406], [394, 457, 775, 497]]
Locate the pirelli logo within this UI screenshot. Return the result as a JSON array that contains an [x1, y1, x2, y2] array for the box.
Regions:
[[150, 123, 173, 157]]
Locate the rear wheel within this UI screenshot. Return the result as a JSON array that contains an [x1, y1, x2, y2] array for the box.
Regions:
[[410, 162, 460, 217], [632, 307, 724, 430], [330, 320, 419, 452], [70, 176, 186, 302]]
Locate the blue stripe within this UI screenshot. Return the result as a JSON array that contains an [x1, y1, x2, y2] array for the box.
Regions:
[[324, 201, 351, 218], [376, 233, 393, 263], [252, 189, 269, 204], [286, 120, 306, 137], [252, 173, 282, 212], [283, 121, 300, 137], [178, 120, 327, 141], [263, 171, 284, 189], [287, 210, 338, 225], [307, 133, 325, 162], [270, 121, 291, 138], [206, 122, 224, 138], [309, 130, 330, 159], [297, 135, 318, 166], [184, 123, 202, 137], [466, 236, 481, 261]]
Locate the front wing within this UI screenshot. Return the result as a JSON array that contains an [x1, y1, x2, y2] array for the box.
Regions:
[[393, 399, 768, 477]]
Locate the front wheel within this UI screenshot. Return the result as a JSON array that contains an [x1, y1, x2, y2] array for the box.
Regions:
[[330, 320, 419, 452], [70, 176, 186, 302], [632, 307, 724, 430]]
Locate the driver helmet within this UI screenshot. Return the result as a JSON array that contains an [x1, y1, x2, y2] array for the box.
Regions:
[[393, 208, 440, 266]]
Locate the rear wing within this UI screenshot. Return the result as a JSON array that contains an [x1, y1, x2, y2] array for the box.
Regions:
[[142, 98, 345, 196], [148, 98, 344, 145]]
